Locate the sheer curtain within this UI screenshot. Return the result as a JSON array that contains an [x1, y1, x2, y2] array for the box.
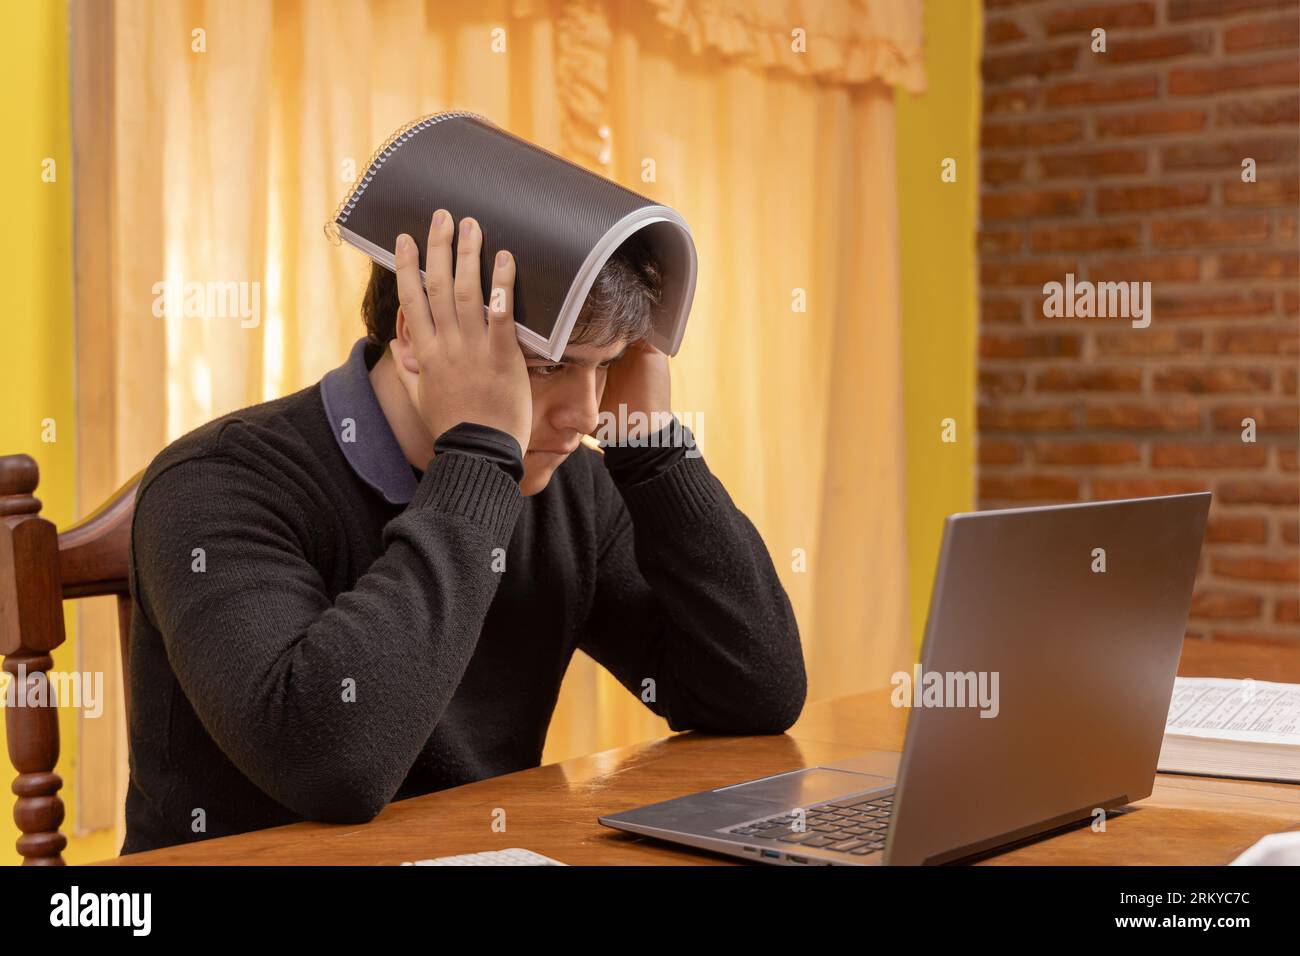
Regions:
[[71, 0, 924, 847]]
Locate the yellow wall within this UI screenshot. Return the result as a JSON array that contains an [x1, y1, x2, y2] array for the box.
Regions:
[[897, 0, 982, 653], [0, 0, 117, 865]]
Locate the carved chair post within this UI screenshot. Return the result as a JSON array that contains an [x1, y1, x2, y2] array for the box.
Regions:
[[0, 455, 68, 865]]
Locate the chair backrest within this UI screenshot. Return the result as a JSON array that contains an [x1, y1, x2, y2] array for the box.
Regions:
[[0, 453, 140, 865]]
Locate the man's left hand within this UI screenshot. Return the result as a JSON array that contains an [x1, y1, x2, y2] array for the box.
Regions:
[[598, 338, 672, 443]]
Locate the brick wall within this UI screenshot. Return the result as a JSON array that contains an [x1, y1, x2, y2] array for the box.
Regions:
[[978, 0, 1300, 643]]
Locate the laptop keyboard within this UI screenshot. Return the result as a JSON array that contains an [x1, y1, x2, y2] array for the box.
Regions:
[[722, 792, 894, 856]]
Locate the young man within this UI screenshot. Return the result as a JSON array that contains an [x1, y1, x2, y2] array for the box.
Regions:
[[122, 210, 805, 854]]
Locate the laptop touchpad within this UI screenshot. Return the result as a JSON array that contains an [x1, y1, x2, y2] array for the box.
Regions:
[[715, 768, 886, 806]]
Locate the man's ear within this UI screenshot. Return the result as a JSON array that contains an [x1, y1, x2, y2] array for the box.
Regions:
[[392, 306, 419, 373]]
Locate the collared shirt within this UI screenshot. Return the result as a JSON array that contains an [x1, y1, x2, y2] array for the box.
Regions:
[[319, 338, 420, 505]]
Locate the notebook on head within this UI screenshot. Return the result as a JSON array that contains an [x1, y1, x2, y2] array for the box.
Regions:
[[325, 111, 698, 361]]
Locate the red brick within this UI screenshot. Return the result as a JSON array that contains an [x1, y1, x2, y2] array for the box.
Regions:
[[978, 0, 1300, 633], [1212, 555, 1300, 582], [1085, 403, 1202, 430], [1170, 0, 1297, 21], [1039, 149, 1148, 178], [1045, 74, 1158, 108], [1092, 478, 1209, 499], [983, 118, 1085, 148], [985, 88, 1039, 115], [979, 229, 1023, 256], [979, 369, 1028, 395], [983, 156, 1026, 184], [1205, 515, 1269, 543], [1031, 222, 1143, 252], [1151, 290, 1274, 319], [1161, 137, 1296, 170], [1169, 57, 1300, 96], [1217, 480, 1300, 505], [1223, 175, 1300, 206], [1034, 440, 1142, 465], [1223, 16, 1300, 52], [982, 189, 1085, 220], [1035, 367, 1143, 391], [1105, 30, 1213, 62], [982, 298, 1024, 323], [1090, 255, 1200, 282], [1096, 108, 1207, 137], [1153, 367, 1273, 393], [1096, 183, 1209, 213], [981, 333, 1083, 358], [983, 258, 1080, 286], [1191, 589, 1264, 620], [1219, 252, 1300, 278], [1151, 442, 1269, 467], [1045, 2, 1155, 34], [1150, 216, 1270, 247], [983, 46, 1080, 82], [980, 474, 1080, 500], [1210, 328, 1300, 355], [1095, 329, 1204, 354], [1213, 404, 1300, 431], [979, 439, 1024, 465], [980, 404, 1079, 431], [1216, 93, 1300, 127], [987, 19, 1029, 45]]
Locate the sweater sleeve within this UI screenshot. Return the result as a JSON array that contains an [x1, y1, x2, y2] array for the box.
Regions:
[[129, 444, 522, 824], [577, 450, 807, 735]]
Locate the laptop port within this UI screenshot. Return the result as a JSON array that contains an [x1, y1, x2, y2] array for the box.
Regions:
[[787, 855, 809, 864], [760, 849, 780, 859]]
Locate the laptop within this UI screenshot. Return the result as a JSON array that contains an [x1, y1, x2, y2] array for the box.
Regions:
[[599, 493, 1211, 865]]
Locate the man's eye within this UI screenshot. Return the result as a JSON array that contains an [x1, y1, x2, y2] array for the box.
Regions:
[[528, 364, 563, 378]]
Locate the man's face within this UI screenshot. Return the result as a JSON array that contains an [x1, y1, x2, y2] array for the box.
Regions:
[[519, 338, 628, 496]]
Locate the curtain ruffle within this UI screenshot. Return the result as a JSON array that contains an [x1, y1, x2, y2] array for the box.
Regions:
[[555, 0, 614, 170], [535, 0, 926, 168], [644, 0, 926, 91]]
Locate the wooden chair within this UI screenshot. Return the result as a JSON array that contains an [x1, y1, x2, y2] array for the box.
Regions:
[[0, 453, 141, 865]]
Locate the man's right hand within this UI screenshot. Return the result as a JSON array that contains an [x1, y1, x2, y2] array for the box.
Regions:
[[392, 210, 532, 458]]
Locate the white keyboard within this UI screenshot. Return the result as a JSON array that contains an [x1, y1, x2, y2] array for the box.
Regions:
[[401, 848, 568, 866]]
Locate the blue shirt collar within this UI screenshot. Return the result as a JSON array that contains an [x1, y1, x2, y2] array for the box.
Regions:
[[319, 338, 418, 505]]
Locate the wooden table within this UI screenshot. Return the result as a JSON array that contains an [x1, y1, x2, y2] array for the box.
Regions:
[[98, 638, 1300, 865]]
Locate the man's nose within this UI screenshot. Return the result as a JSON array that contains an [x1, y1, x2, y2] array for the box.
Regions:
[[550, 370, 601, 436]]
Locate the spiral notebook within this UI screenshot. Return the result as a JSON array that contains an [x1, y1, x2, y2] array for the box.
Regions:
[[326, 111, 698, 361]]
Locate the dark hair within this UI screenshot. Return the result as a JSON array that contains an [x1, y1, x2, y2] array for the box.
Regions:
[[361, 233, 664, 350]]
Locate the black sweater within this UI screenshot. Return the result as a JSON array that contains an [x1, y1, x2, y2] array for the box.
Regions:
[[121, 356, 806, 854]]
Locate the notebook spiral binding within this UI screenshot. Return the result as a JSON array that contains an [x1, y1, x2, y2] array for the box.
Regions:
[[323, 110, 493, 245]]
